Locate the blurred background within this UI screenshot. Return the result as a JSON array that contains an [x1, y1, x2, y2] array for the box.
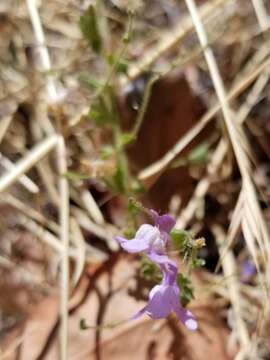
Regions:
[[1, 0, 270, 359]]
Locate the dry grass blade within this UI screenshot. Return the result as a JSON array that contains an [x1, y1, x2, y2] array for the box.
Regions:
[[215, 191, 243, 273], [17, 214, 62, 254], [70, 218, 86, 288], [251, 0, 270, 31], [0, 134, 58, 193], [57, 137, 70, 360], [71, 206, 118, 251], [0, 153, 39, 193], [184, 0, 270, 264], [138, 115, 209, 182], [1, 193, 59, 233], [79, 189, 104, 225], [138, 54, 270, 182], [176, 47, 270, 230], [183, 1, 270, 353], [0, 114, 13, 145], [126, 0, 234, 81], [212, 224, 250, 348], [176, 178, 209, 228], [26, 0, 58, 101], [241, 216, 269, 304]]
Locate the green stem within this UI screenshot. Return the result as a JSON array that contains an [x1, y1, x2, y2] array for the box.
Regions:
[[131, 74, 160, 139]]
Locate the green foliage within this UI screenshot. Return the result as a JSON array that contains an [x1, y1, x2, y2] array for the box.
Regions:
[[122, 14, 133, 44], [116, 60, 129, 74], [128, 197, 141, 217], [140, 256, 162, 282], [120, 132, 135, 146], [122, 227, 136, 239], [171, 229, 192, 252], [177, 273, 194, 307], [64, 171, 90, 181], [89, 96, 112, 125], [171, 142, 209, 169], [192, 257, 205, 268], [80, 4, 102, 53], [170, 158, 186, 168], [171, 229, 205, 271], [100, 145, 115, 159], [106, 54, 129, 74], [187, 142, 209, 165], [130, 179, 145, 194], [78, 73, 101, 90], [112, 152, 129, 193]]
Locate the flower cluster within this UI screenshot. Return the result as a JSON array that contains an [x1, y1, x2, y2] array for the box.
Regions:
[[116, 210, 198, 330]]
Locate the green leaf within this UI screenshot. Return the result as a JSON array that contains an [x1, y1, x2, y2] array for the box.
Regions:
[[113, 164, 126, 193], [106, 54, 129, 74], [188, 142, 209, 165], [120, 132, 135, 146], [100, 145, 115, 159], [130, 180, 145, 194], [116, 60, 129, 74], [78, 73, 100, 90], [140, 256, 162, 281], [128, 197, 141, 216], [89, 97, 111, 126], [80, 5, 102, 53], [170, 157, 187, 169], [63, 171, 90, 181], [170, 229, 192, 251], [177, 273, 194, 307], [110, 152, 129, 194], [192, 257, 205, 268]]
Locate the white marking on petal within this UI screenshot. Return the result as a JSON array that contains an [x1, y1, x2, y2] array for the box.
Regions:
[[185, 318, 198, 331]]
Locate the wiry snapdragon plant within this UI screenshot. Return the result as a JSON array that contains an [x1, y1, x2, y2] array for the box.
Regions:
[[116, 205, 203, 330]]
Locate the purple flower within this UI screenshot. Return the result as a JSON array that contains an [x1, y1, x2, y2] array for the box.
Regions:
[[150, 209, 176, 238], [132, 259, 198, 331], [116, 209, 197, 331], [240, 260, 256, 282], [116, 210, 175, 255]]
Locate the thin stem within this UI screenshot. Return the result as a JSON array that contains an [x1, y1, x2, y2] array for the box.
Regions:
[[132, 74, 159, 139], [57, 137, 70, 360]]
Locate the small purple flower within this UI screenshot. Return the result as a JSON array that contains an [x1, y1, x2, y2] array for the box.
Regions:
[[240, 260, 256, 282], [116, 209, 197, 331], [132, 260, 198, 330], [150, 209, 176, 239], [116, 210, 175, 256]]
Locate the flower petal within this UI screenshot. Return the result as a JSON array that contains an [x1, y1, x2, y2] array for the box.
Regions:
[[131, 306, 147, 320], [115, 236, 128, 245], [135, 224, 160, 242], [145, 285, 171, 319], [166, 286, 198, 331], [174, 306, 198, 331], [148, 252, 178, 285], [148, 252, 176, 267], [150, 210, 176, 234], [119, 237, 151, 253]]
